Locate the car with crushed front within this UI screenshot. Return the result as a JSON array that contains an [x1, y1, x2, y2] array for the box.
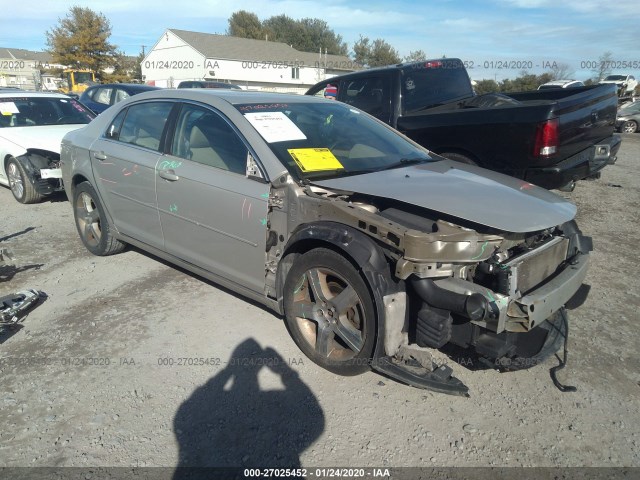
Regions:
[[60, 89, 592, 395], [0, 91, 95, 203]]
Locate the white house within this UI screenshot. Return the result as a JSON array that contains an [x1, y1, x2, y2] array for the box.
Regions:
[[142, 29, 358, 93]]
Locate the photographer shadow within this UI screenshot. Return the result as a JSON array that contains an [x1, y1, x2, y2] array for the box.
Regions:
[[173, 338, 324, 479]]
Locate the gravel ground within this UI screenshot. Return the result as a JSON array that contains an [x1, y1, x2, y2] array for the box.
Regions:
[[0, 134, 639, 472]]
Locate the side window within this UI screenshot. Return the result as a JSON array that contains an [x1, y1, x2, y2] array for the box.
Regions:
[[342, 76, 390, 120], [118, 102, 173, 151], [105, 109, 127, 140], [114, 89, 130, 103], [94, 88, 113, 105], [171, 104, 248, 175], [307, 82, 329, 97]]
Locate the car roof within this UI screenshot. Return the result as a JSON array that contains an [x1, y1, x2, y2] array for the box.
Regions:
[[0, 91, 71, 99], [128, 88, 328, 106], [542, 80, 579, 85], [86, 83, 160, 91]]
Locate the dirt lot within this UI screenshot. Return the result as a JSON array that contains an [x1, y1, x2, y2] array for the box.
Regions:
[[1, 134, 639, 473]]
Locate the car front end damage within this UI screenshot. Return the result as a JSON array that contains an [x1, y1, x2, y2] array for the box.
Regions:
[[12, 149, 64, 196], [265, 179, 591, 395]]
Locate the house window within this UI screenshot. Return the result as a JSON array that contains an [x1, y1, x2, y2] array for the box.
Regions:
[[291, 66, 300, 79]]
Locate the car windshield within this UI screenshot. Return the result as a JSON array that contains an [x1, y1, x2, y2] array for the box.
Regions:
[[604, 75, 626, 81], [236, 101, 435, 180], [0, 96, 95, 127]]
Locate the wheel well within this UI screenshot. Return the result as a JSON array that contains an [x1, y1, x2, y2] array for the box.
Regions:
[[278, 239, 366, 311], [276, 223, 397, 318], [70, 174, 91, 196], [434, 148, 479, 163], [4, 154, 15, 170]]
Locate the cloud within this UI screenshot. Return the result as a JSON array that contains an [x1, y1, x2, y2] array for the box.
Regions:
[[498, 0, 639, 17]]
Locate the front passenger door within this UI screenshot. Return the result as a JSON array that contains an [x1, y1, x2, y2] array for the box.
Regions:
[[156, 103, 270, 293]]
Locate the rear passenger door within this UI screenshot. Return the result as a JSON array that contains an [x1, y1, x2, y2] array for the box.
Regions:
[[155, 102, 270, 293], [90, 101, 174, 250]]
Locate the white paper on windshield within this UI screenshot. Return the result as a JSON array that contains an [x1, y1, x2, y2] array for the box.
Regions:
[[0, 102, 19, 115], [244, 112, 307, 143]]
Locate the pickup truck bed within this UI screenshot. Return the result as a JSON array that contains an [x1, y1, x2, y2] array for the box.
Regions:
[[307, 60, 621, 190]]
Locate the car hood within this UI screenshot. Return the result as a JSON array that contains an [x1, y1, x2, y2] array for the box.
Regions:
[[0, 124, 85, 153], [600, 80, 625, 85], [314, 160, 576, 233]]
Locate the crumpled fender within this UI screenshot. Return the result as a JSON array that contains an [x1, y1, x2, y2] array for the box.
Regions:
[[277, 221, 403, 360]]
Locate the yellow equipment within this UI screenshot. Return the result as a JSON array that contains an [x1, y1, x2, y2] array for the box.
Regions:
[[59, 69, 96, 94]]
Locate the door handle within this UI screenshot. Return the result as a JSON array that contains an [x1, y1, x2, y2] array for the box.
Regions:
[[92, 151, 107, 161], [158, 169, 179, 181]]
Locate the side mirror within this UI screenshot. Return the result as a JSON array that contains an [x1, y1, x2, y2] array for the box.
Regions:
[[246, 152, 265, 181]]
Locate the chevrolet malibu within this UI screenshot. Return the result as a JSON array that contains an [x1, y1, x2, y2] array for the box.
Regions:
[[1, 92, 95, 203], [60, 90, 591, 394]]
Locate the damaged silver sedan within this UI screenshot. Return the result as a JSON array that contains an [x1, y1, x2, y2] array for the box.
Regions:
[[0, 92, 95, 203], [60, 90, 591, 394]]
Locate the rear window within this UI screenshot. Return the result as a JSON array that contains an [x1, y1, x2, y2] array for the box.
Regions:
[[401, 60, 474, 112]]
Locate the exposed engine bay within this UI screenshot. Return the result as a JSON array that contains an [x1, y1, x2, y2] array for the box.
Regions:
[[264, 180, 591, 395]]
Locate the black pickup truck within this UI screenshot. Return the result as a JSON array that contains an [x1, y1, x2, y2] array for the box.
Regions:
[[306, 59, 621, 190]]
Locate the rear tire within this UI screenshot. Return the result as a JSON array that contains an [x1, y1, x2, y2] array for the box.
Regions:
[[439, 152, 477, 165], [73, 182, 125, 256], [283, 248, 376, 376], [6, 157, 43, 204]]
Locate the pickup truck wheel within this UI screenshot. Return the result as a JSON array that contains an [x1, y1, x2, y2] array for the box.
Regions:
[[6, 157, 43, 204], [621, 120, 638, 133], [439, 152, 477, 166], [73, 182, 125, 256], [283, 248, 376, 376]]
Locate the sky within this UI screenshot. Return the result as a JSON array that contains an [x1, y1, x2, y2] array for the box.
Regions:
[[1, 0, 638, 81]]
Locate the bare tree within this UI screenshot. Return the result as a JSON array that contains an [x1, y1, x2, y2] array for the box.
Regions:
[[591, 51, 614, 82], [549, 62, 575, 80]]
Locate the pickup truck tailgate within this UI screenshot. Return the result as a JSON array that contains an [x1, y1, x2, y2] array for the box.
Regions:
[[508, 84, 618, 164]]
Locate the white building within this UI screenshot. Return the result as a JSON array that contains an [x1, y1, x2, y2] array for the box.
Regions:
[[142, 29, 358, 93]]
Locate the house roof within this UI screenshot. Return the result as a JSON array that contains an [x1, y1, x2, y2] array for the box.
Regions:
[[0, 48, 53, 63], [168, 29, 357, 71]]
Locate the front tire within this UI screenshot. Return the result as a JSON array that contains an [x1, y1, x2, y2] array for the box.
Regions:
[[283, 248, 376, 376], [73, 182, 125, 256], [6, 157, 43, 204], [621, 120, 638, 133]]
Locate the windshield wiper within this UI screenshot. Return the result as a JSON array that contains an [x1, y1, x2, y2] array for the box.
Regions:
[[378, 157, 430, 171]]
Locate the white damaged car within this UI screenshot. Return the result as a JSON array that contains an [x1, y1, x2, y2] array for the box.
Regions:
[[0, 92, 95, 203]]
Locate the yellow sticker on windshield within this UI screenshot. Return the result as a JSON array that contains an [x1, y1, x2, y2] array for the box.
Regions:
[[288, 148, 344, 172]]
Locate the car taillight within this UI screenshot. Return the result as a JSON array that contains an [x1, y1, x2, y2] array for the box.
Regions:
[[424, 61, 442, 68], [533, 118, 559, 157]]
